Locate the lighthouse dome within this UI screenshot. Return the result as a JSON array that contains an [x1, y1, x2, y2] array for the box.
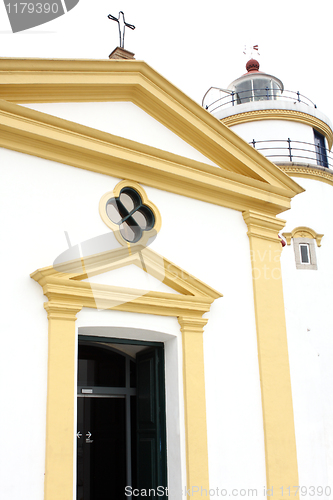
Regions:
[[227, 59, 284, 105]]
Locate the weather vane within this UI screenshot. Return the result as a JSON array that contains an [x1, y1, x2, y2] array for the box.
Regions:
[[108, 11, 135, 49], [243, 45, 260, 57]]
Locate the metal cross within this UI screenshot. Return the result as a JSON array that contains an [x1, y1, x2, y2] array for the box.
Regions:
[[108, 11, 135, 49]]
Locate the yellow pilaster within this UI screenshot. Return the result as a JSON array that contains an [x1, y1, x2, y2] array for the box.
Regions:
[[243, 211, 299, 500], [44, 301, 82, 500], [178, 316, 210, 499]]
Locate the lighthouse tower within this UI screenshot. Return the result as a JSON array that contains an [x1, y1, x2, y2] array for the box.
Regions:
[[203, 58, 332, 173], [204, 61, 333, 492]]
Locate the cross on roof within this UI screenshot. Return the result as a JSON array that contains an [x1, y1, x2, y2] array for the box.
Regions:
[[108, 11, 135, 49]]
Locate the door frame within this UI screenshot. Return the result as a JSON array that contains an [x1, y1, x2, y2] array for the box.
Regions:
[[77, 336, 167, 498]]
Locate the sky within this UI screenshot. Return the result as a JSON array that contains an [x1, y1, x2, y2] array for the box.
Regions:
[[0, 0, 333, 136]]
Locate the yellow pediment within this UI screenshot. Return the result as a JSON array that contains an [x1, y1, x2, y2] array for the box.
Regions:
[[0, 58, 303, 216], [31, 244, 222, 317]]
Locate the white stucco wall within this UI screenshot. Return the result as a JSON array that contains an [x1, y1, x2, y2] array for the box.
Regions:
[[280, 177, 333, 499], [0, 101, 266, 499]]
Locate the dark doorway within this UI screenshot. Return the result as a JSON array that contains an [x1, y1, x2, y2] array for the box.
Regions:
[[76, 337, 167, 500]]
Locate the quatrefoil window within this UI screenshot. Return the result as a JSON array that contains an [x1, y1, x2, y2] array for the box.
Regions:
[[99, 182, 161, 245]]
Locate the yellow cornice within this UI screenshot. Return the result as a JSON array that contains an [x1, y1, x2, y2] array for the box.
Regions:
[[279, 164, 333, 187], [221, 108, 333, 150], [44, 301, 82, 320], [0, 57, 303, 201], [243, 210, 286, 243], [0, 98, 302, 216], [42, 279, 214, 317]]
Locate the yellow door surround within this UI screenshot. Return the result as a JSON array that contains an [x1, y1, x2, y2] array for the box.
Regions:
[[32, 246, 222, 500]]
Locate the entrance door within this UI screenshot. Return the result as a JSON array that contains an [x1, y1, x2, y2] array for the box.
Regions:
[[77, 338, 167, 499]]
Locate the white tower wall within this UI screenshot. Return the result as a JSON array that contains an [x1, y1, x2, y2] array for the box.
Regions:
[[230, 119, 325, 167]]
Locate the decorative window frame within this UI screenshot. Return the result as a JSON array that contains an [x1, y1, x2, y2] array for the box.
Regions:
[[99, 180, 162, 247], [282, 226, 324, 271]]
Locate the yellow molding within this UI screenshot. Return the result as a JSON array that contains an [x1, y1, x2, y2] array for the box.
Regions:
[[179, 317, 210, 499], [221, 108, 333, 150], [0, 57, 303, 196], [0, 98, 302, 216], [282, 226, 324, 247], [41, 278, 214, 317], [43, 302, 81, 500], [279, 164, 333, 187], [44, 301, 83, 320], [243, 210, 299, 500], [243, 210, 286, 243]]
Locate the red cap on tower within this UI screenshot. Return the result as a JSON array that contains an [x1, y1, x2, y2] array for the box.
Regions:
[[246, 59, 260, 73]]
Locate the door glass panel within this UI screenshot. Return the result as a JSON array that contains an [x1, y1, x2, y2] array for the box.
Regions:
[[78, 345, 126, 387], [77, 397, 126, 500], [130, 395, 137, 489], [77, 398, 85, 500], [130, 360, 136, 388]]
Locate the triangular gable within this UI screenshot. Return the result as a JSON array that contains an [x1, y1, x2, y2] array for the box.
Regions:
[[0, 57, 304, 217], [22, 101, 220, 168], [31, 246, 222, 315], [80, 265, 182, 295]]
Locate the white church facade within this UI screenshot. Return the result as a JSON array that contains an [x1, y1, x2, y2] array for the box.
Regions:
[[0, 52, 332, 500]]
